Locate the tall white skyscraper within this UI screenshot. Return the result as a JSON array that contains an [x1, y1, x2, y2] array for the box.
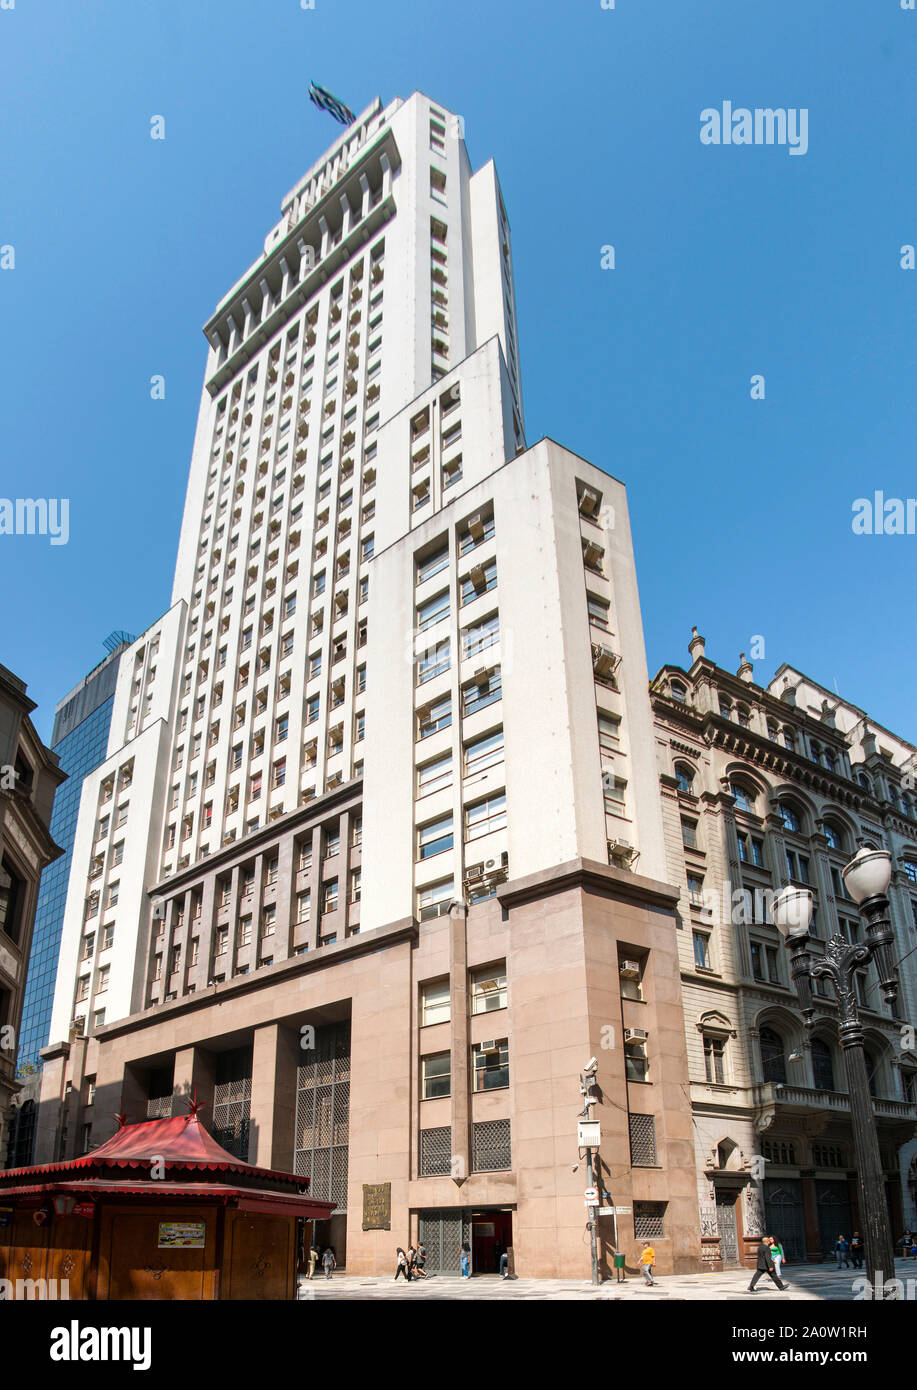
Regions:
[[36, 93, 696, 1280]]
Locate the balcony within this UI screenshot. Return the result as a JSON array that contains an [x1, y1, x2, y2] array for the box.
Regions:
[[754, 1080, 917, 1128]]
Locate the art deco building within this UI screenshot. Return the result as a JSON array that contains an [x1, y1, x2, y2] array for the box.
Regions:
[[0, 665, 65, 1164], [651, 631, 917, 1268], [34, 92, 701, 1278]]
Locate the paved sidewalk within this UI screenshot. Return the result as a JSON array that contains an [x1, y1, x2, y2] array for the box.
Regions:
[[297, 1256, 916, 1301]]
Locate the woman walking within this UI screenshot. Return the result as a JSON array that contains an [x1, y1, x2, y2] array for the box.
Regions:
[[770, 1236, 785, 1280], [394, 1246, 411, 1282], [460, 1240, 471, 1278]]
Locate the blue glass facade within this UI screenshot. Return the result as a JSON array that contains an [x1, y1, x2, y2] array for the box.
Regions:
[[16, 696, 115, 1070]]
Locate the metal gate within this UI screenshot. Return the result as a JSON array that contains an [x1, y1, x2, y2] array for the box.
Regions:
[[816, 1180, 853, 1261], [715, 1193, 740, 1266], [294, 1022, 350, 1212], [763, 1179, 806, 1262], [418, 1210, 472, 1275]]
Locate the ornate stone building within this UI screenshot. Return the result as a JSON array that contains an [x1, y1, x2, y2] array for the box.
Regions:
[[651, 630, 917, 1268]]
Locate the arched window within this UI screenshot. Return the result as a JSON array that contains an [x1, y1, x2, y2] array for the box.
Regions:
[[675, 762, 694, 794], [902, 797, 914, 821], [864, 1050, 878, 1099], [719, 699, 733, 720], [811, 1038, 835, 1092], [670, 681, 687, 703], [810, 739, 822, 763], [904, 859, 917, 885], [767, 720, 779, 743], [778, 802, 801, 833], [782, 728, 796, 752], [823, 822, 844, 852], [736, 705, 750, 729], [857, 772, 871, 794], [730, 781, 756, 814], [822, 748, 836, 773], [760, 1027, 787, 1085]]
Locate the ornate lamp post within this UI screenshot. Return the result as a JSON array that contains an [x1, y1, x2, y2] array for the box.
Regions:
[[772, 848, 899, 1299]]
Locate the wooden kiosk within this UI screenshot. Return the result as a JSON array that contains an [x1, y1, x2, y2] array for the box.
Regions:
[[0, 1101, 334, 1299]]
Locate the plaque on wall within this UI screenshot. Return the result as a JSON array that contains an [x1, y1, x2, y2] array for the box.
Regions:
[[362, 1183, 391, 1231]]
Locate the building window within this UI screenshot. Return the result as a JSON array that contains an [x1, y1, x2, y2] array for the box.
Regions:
[[692, 932, 710, 969], [472, 1040, 509, 1091], [419, 694, 452, 739], [296, 890, 311, 923], [422, 1052, 451, 1099], [419, 815, 453, 859], [587, 594, 610, 629], [461, 613, 499, 660], [421, 978, 451, 1026], [418, 752, 452, 797], [464, 793, 506, 841], [471, 1118, 511, 1172], [418, 880, 453, 922], [419, 1126, 452, 1176], [778, 802, 801, 833], [460, 560, 497, 605], [417, 637, 451, 685], [597, 712, 620, 754], [681, 818, 698, 850], [703, 1036, 725, 1084], [417, 542, 449, 585], [730, 781, 756, 813], [462, 667, 501, 716], [628, 1113, 657, 1166], [811, 1037, 835, 1091], [322, 879, 338, 914], [463, 729, 504, 777], [760, 1026, 787, 1084], [417, 589, 450, 631], [471, 967, 507, 1014], [737, 832, 764, 867], [675, 763, 694, 794], [624, 1039, 649, 1082], [633, 1201, 666, 1239]]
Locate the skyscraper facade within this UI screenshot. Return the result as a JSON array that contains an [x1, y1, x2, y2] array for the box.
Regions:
[[35, 93, 701, 1277], [16, 639, 132, 1075]]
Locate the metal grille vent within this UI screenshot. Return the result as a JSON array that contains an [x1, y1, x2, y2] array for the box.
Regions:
[[628, 1112, 657, 1167], [420, 1126, 452, 1176], [471, 1118, 511, 1172]]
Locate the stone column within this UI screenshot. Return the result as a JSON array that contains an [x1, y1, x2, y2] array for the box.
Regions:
[[450, 902, 470, 1179], [173, 1044, 216, 1118], [249, 1022, 299, 1169], [800, 1169, 822, 1261]]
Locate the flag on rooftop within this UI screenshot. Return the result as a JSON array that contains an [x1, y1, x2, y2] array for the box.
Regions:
[[309, 81, 355, 127]]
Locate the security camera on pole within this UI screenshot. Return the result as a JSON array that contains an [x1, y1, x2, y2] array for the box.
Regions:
[[578, 1057, 601, 1286]]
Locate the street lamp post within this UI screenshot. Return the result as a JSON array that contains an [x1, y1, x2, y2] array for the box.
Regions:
[[772, 848, 900, 1300], [579, 1060, 601, 1286]]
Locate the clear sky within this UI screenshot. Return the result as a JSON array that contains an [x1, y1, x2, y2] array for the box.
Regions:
[[1, 0, 914, 745]]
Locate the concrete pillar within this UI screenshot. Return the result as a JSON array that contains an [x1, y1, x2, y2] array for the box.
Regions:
[[249, 1022, 299, 1169], [173, 1044, 216, 1119], [450, 902, 469, 1178]]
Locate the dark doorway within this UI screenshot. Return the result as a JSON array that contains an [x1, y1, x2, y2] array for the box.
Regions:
[[470, 1209, 513, 1274]]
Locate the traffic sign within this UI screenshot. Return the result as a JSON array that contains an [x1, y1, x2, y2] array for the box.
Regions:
[[583, 1186, 598, 1202]]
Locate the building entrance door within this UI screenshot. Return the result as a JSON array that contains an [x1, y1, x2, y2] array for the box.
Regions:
[[763, 1179, 806, 1262], [470, 1209, 513, 1274], [815, 1180, 853, 1261], [715, 1192, 740, 1266], [418, 1210, 469, 1275]]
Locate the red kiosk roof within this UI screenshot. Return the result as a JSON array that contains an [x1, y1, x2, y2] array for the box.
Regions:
[[0, 1110, 333, 1214]]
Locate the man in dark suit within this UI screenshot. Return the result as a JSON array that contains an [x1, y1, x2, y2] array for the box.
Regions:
[[748, 1236, 788, 1292]]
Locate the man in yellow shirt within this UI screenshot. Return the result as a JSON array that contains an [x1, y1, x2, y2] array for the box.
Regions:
[[640, 1242, 656, 1285]]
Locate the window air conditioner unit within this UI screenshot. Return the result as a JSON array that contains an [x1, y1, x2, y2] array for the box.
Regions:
[[474, 667, 490, 688], [583, 542, 603, 568], [624, 1028, 648, 1043], [480, 1039, 498, 1054], [467, 514, 485, 541], [610, 838, 634, 860], [578, 487, 600, 517], [470, 564, 487, 592], [465, 863, 485, 881], [620, 960, 641, 978], [592, 645, 619, 678]]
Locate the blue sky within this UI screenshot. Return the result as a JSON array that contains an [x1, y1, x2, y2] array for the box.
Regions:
[[1, 0, 915, 744]]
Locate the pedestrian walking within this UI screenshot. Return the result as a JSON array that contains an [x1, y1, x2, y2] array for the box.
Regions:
[[407, 1244, 418, 1279], [394, 1246, 411, 1282], [414, 1242, 427, 1279], [770, 1236, 785, 1280], [321, 1247, 336, 1279], [834, 1234, 850, 1269], [307, 1242, 319, 1280], [499, 1250, 510, 1279], [849, 1232, 863, 1269], [640, 1242, 656, 1286], [460, 1241, 471, 1278], [748, 1237, 787, 1293]]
